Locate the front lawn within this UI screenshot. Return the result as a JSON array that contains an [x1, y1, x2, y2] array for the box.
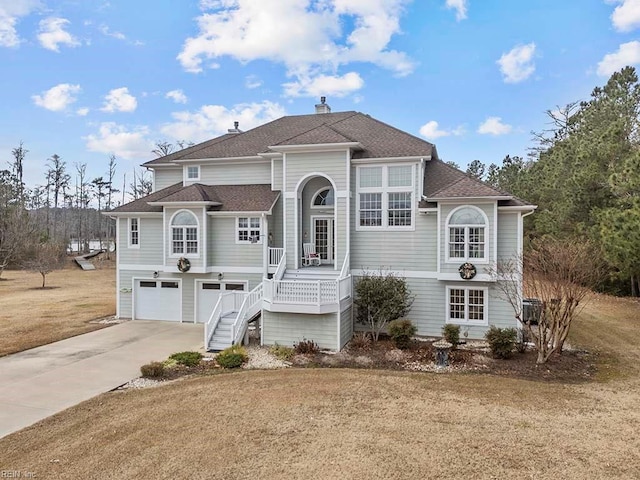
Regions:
[[0, 259, 116, 356]]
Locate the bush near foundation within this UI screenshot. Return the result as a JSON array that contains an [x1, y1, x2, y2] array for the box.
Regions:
[[442, 324, 460, 348], [485, 326, 517, 359], [168, 351, 203, 367], [388, 319, 416, 350], [140, 361, 165, 378], [216, 345, 248, 368]]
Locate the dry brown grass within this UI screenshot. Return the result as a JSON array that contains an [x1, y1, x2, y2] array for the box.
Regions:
[[0, 257, 116, 356], [1, 292, 639, 479]]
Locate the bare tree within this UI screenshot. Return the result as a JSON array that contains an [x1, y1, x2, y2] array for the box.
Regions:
[[0, 206, 39, 279], [23, 240, 66, 288], [10, 141, 27, 203], [104, 155, 119, 259], [46, 154, 69, 239], [129, 168, 152, 199], [490, 238, 606, 364], [152, 140, 194, 158]]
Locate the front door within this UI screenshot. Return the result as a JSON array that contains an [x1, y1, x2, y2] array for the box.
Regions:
[[313, 217, 334, 264]]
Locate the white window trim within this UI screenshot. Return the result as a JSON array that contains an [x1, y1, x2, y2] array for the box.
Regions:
[[446, 285, 489, 326], [169, 210, 200, 258], [355, 163, 416, 231], [235, 216, 263, 244], [445, 205, 489, 264], [184, 165, 201, 181], [128, 217, 140, 249], [310, 186, 334, 209]]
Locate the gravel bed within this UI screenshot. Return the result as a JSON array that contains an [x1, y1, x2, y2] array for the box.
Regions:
[[116, 377, 165, 390], [242, 346, 291, 370]]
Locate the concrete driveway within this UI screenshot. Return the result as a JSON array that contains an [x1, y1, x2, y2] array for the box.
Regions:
[[0, 320, 203, 439]]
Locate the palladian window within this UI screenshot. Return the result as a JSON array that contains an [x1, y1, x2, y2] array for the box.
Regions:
[[171, 211, 198, 255], [447, 206, 487, 261]]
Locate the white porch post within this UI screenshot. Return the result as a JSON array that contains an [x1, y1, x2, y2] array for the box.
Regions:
[[262, 213, 268, 277]]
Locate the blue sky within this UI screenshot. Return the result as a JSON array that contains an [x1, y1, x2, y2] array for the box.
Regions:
[[0, 0, 638, 198]]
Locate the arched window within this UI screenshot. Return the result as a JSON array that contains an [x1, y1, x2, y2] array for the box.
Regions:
[[171, 211, 198, 255], [447, 206, 487, 261], [312, 187, 334, 207]]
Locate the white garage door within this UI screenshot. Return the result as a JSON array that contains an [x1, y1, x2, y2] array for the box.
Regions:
[[135, 280, 181, 322], [196, 282, 246, 323]]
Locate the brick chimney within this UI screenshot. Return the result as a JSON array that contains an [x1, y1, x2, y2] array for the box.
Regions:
[[315, 96, 331, 114]]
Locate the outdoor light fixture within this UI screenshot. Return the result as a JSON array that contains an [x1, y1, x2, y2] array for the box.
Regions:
[[218, 273, 224, 281]]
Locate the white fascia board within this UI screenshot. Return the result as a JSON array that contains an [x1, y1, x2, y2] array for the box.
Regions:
[[429, 196, 512, 202], [498, 205, 538, 212], [148, 201, 221, 207], [172, 156, 267, 164], [102, 212, 162, 218], [351, 155, 430, 165], [143, 163, 177, 168], [417, 208, 438, 214], [258, 152, 282, 159], [207, 210, 271, 217], [268, 142, 362, 153]]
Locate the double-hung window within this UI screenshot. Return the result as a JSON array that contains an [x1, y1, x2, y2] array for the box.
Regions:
[[447, 286, 487, 325], [171, 211, 198, 255], [447, 206, 487, 262], [237, 217, 262, 244], [186, 165, 200, 181], [357, 164, 414, 230], [129, 218, 140, 248]]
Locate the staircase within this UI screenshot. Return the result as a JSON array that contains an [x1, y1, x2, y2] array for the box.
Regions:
[[282, 267, 340, 282], [204, 283, 263, 352]]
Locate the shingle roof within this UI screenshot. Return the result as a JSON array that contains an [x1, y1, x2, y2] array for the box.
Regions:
[[143, 111, 435, 166], [421, 159, 530, 207], [111, 183, 280, 214]]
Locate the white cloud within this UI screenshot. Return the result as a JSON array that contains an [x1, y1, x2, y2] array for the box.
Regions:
[[76, 107, 89, 116], [610, 0, 640, 32], [101, 87, 137, 112], [283, 72, 364, 97], [245, 74, 262, 89], [597, 41, 640, 76], [419, 120, 464, 140], [0, 0, 41, 47], [177, 0, 414, 97], [32, 83, 81, 111], [85, 122, 153, 159], [497, 43, 536, 83], [445, 0, 467, 21], [37, 17, 80, 52], [161, 100, 286, 143], [166, 89, 188, 104], [477, 117, 512, 136], [99, 24, 125, 40]]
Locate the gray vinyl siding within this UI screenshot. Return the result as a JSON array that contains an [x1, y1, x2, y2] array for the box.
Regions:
[[285, 151, 348, 191], [497, 212, 519, 260], [272, 159, 283, 190], [440, 202, 496, 274], [197, 162, 270, 185], [262, 310, 338, 350], [351, 277, 517, 340], [153, 168, 182, 191], [118, 217, 163, 266], [339, 305, 353, 348], [119, 270, 262, 321], [349, 161, 435, 272], [207, 216, 263, 267], [164, 207, 205, 269]]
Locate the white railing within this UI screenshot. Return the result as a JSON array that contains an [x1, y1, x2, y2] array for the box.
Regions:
[[268, 247, 284, 267], [274, 249, 287, 281], [338, 275, 352, 300], [339, 250, 350, 278], [230, 283, 263, 345], [271, 280, 337, 305], [204, 291, 244, 347]]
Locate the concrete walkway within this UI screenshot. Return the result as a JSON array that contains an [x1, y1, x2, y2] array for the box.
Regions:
[[0, 321, 203, 439]]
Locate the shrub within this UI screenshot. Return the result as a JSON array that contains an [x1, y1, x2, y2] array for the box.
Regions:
[[162, 358, 179, 369], [354, 271, 414, 341], [216, 345, 248, 368], [269, 344, 295, 361], [387, 318, 417, 350], [442, 324, 460, 348], [168, 351, 203, 367], [349, 332, 372, 350], [140, 361, 165, 378], [294, 339, 320, 354], [485, 326, 517, 359]]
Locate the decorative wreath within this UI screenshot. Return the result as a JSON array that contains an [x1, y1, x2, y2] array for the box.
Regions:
[[458, 262, 477, 280], [177, 257, 191, 273]]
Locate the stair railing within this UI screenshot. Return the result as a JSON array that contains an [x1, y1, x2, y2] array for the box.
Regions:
[[231, 282, 264, 346]]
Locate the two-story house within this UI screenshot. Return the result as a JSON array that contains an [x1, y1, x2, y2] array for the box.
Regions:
[[109, 99, 535, 351]]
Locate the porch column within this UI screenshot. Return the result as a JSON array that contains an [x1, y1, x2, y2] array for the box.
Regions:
[[262, 213, 268, 278]]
